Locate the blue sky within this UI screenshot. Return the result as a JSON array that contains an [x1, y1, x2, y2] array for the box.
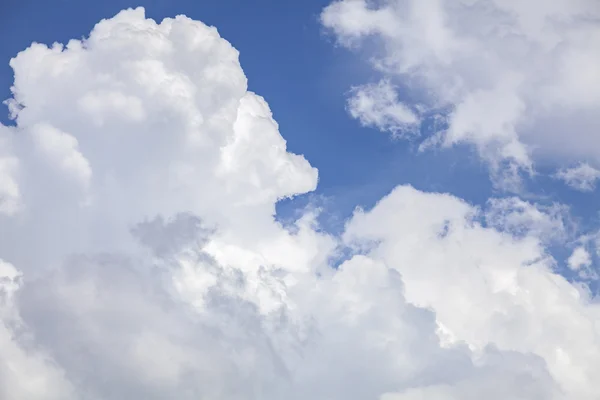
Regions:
[[1, 1, 496, 220], [4, 1, 600, 252], [4, 1, 600, 271]]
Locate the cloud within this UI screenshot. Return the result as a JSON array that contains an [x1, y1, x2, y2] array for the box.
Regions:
[[0, 6, 598, 400], [0, 129, 20, 215], [568, 246, 592, 271], [0, 260, 75, 400], [567, 246, 597, 280], [345, 185, 600, 399], [30, 123, 92, 191], [555, 163, 600, 192], [321, 0, 600, 183], [347, 80, 419, 138], [484, 197, 571, 242]]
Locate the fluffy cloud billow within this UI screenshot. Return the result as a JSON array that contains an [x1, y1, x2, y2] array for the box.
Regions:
[[321, 0, 600, 187], [1, 7, 600, 400]]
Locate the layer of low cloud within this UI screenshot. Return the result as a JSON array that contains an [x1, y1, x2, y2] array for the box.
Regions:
[[0, 7, 599, 400], [321, 0, 600, 186]]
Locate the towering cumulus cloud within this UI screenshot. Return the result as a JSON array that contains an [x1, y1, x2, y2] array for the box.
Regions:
[[322, 0, 600, 187], [1, 7, 599, 400]]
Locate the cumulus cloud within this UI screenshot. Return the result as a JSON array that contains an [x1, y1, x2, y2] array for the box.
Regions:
[[568, 246, 592, 271], [347, 80, 419, 138], [555, 163, 600, 192], [0, 6, 599, 400], [321, 0, 600, 184], [566, 246, 597, 280], [345, 185, 600, 399]]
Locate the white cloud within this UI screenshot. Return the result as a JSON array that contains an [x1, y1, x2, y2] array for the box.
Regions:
[[321, 0, 600, 183], [484, 197, 571, 242], [555, 163, 600, 192], [347, 80, 419, 137], [567, 246, 597, 281], [345, 185, 600, 399], [30, 123, 92, 190], [0, 260, 75, 400], [0, 6, 599, 400], [0, 129, 20, 216], [568, 247, 591, 271]]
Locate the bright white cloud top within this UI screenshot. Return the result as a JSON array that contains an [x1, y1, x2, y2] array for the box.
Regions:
[[1, 6, 600, 400], [322, 0, 600, 187]]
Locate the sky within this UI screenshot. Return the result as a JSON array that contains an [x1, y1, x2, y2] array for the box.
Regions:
[[3, 1, 599, 225], [1, 1, 600, 399], [1, 0, 498, 220]]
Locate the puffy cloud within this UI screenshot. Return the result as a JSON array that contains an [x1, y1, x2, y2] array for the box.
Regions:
[[0, 6, 599, 400], [0, 8, 321, 398], [566, 246, 597, 280], [321, 0, 600, 183], [568, 246, 592, 271], [345, 185, 600, 399], [29, 123, 92, 191], [555, 163, 600, 192], [0, 6, 317, 274], [347, 80, 419, 137]]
